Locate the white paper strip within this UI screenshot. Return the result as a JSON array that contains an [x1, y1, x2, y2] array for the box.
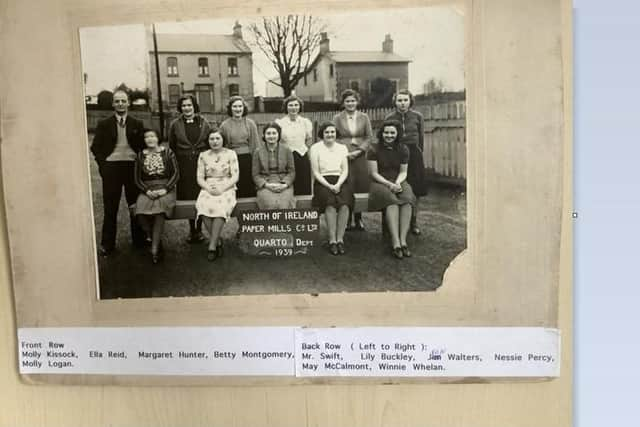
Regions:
[[18, 327, 560, 377], [18, 327, 296, 376], [294, 327, 560, 377]]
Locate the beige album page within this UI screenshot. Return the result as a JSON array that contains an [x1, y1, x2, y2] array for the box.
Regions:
[[1, 0, 571, 392]]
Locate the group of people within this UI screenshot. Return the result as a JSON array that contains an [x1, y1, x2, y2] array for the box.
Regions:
[[91, 88, 427, 263]]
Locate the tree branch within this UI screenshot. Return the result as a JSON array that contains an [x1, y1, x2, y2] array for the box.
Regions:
[[248, 15, 327, 96]]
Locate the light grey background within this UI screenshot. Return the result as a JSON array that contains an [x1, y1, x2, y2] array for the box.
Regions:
[[575, 1, 639, 426]]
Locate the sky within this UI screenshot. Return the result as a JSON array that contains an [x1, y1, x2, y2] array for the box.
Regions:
[[79, 6, 464, 97]]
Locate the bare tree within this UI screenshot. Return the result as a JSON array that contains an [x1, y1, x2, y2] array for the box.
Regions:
[[425, 78, 445, 95], [248, 15, 327, 97]]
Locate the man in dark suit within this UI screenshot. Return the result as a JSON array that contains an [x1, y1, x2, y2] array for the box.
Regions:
[[90, 90, 146, 255]]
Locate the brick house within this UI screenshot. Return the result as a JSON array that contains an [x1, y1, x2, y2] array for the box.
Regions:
[[294, 33, 410, 106], [148, 22, 254, 113]]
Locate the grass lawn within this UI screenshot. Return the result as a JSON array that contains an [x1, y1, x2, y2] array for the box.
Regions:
[[89, 136, 467, 299]]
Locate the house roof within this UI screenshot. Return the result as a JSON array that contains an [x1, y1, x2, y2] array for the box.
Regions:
[[151, 33, 251, 54], [327, 51, 410, 63]]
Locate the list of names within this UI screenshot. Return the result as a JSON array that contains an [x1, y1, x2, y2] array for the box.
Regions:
[[18, 327, 559, 377]]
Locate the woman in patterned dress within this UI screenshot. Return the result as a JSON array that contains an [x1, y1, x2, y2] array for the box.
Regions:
[[168, 95, 213, 243], [195, 128, 239, 261], [134, 129, 179, 264]]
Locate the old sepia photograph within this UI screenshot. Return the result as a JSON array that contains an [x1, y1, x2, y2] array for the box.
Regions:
[[2, 0, 570, 393], [79, 6, 467, 300]]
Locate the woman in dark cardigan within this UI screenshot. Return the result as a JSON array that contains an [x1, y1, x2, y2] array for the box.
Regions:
[[384, 89, 427, 235], [134, 129, 180, 264], [168, 95, 213, 243]]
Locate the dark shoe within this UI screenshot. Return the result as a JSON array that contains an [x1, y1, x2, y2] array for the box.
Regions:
[[98, 245, 114, 257], [151, 253, 160, 264], [207, 249, 217, 262], [337, 242, 345, 255], [401, 246, 412, 258], [354, 220, 365, 231], [329, 243, 339, 256], [144, 237, 152, 247], [392, 247, 403, 259], [216, 240, 224, 258], [411, 227, 421, 235], [187, 232, 205, 244]]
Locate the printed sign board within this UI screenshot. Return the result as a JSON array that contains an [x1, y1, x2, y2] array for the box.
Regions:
[[237, 209, 321, 256]]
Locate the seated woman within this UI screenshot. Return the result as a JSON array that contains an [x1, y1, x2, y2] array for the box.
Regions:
[[367, 119, 416, 259], [195, 128, 239, 261], [133, 129, 179, 264], [384, 89, 427, 235], [252, 122, 296, 209], [309, 121, 353, 256]]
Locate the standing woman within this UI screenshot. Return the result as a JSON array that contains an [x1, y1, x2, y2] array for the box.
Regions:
[[367, 120, 416, 259], [309, 121, 353, 256], [276, 95, 313, 196], [252, 122, 296, 210], [134, 129, 180, 264], [384, 89, 427, 235], [168, 94, 213, 243], [195, 128, 239, 261], [333, 89, 373, 230], [219, 95, 259, 198]]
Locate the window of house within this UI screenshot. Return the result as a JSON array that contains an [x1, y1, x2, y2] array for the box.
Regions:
[[329, 64, 334, 77], [168, 84, 180, 105], [313, 69, 318, 82], [391, 79, 400, 93], [198, 57, 209, 76], [229, 83, 240, 97], [167, 57, 178, 76], [195, 84, 214, 112], [349, 79, 360, 92], [228, 58, 238, 76]]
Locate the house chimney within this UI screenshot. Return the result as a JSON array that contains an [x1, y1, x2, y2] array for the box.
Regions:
[[319, 32, 330, 54], [382, 34, 393, 53], [233, 21, 243, 39]]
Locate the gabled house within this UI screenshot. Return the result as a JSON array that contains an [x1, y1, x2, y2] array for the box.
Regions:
[[294, 33, 410, 106], [148, 22, 254, 113]]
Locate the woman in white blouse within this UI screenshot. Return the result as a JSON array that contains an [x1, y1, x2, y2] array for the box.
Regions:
[[309, 121, 353, 256], [275, 95, 313, 195]]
